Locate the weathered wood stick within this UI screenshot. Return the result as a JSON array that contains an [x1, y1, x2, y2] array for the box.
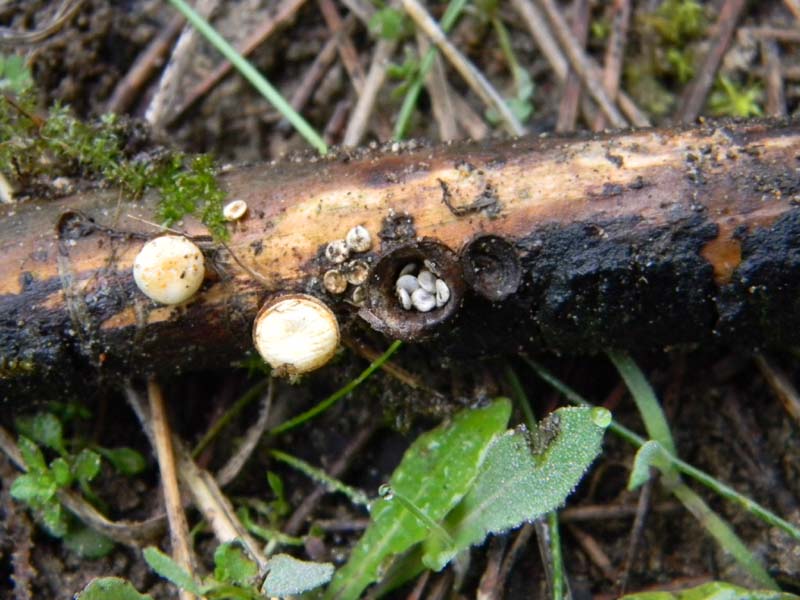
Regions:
[[2, 118, 799, 401]]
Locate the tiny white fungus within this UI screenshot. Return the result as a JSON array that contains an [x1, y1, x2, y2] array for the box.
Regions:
[[223, 199, 248, 221], [133, 235, 205, 305], [325, 239, 350, 264], [345, 225, 372, 253]]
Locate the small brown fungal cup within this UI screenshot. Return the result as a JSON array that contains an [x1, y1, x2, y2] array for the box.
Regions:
[[460, 234, 521, 302], [359, 239, 464, 341]]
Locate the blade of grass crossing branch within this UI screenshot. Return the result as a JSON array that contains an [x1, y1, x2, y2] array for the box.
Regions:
[[270, 340, 403, 435], [607, 350, 676, 455], [166, 0, 328, 155], [393, 0, 468, 140], [523, 357, 800, 542]]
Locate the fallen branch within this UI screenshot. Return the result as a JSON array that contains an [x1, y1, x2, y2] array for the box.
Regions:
[[2, 118, 799, 401]]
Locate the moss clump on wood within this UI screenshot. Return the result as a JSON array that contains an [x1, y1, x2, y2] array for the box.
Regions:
[[0, 61, 228, 240]]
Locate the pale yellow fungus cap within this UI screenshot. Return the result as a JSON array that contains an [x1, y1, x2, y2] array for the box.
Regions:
[[253, 294, 340, 376], [133, 235, 205, 305]]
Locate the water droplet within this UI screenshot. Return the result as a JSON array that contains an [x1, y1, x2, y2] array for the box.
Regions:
[[591, 407, 612, 428], [378, 484, 394, 500]]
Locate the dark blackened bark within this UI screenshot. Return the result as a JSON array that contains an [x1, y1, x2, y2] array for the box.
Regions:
[[1, 118, 799, 402]]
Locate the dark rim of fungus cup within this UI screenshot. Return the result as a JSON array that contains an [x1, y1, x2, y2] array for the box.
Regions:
[[359, 239, 465, 341], [460, 234, 521, 302]]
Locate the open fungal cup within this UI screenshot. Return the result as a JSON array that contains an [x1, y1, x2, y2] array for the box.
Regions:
[[253, 294, 340, 377], [360, 240, 464, 341], [133, 235, 205, 305]]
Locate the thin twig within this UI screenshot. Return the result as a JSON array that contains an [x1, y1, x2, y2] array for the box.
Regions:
[[147, 377, 196, 600], [511, 0, 648, 127], [106, 14, 186, 115], [283, 421, 377, 535], [318, 0, 365, 94], [593, 0, 631, 131], [166, 0, 310, 127], [277, 23, 347, 132], [418, 33, 459, 141], [555, 0, 590, 133], [342, 38, 397, 146], [216, 378, 274, 486], [618, 475, 655, 595], [476, 536, 508, 600], [451, 91, 490, 140], [0, 0, 85, 45], [568, 524, 618, 581], [496, 523, 535, 594], [537, 0, 626, 128], [126, 385, 269, 570], [560, 501, 680, 522], [783, 0, 800, 22], [761, 39, 787, 118], [401, 0, 526, 136], [755, 353, 800, 427], [676, 0, 747, 123]]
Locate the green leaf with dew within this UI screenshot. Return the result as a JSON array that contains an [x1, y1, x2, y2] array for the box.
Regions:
[[621, 580, 800, 600], [325, 398, 512, 600], [263, 554, 334, 598], [17, 436, 46, 473], [423, 407, 609, 570], [143, 546, 203, 595], [76, 577, 153, 600]]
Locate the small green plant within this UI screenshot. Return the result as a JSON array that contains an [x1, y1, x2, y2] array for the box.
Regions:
[[369, 5, 413, 41], [10, 411, 146, 558], [142, 542, 333, 599], [708, 75, 763, 118], [0, 55, 229, 238], [621, 581, 800, 600], [321, 398, 608, 599]]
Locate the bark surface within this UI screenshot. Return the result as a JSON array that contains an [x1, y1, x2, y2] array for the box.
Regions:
[[2, 118, 799, 401]]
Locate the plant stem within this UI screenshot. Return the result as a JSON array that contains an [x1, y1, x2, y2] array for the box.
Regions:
[[166, 0, 328, 155], [607, 350, 677, 455], [270, 340, 402, 435], [271, 449, 370, 507], [547, 512, 565, 600], [393, 0, 469, 140]]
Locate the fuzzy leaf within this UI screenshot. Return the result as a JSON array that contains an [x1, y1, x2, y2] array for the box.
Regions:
[[325, 398, 512, 600], [143, 547, 203, 595], [213, 542, 258, 586], [76, 577, 153, 600], [50, 457, 72, 488], [423, 407, 609, 570], [263, 554, 334, 597], [621, 580, 800, 600]]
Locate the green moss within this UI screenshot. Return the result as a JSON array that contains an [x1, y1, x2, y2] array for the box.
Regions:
[[0, 57, 229, 240], [708, 75, 763, 118]]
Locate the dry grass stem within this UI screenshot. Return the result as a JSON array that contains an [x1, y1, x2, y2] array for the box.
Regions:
[[555, 0, 590, 133], [401, 0, 526, 136], [417, 34, 459, 141], [147, 378, 196, 600], [568, 524, 618, 581], [677, 0, 747, 123], [343, 37, 397, 146], [761, 39, 787, 117], [216, 378, 274, 487], [318, 0, 366, 94], [755, 354, 800, 426], [537, 0, 626, 128], [593, 0, 631, 131]]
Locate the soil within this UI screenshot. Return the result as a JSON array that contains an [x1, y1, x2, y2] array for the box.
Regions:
[[1, 0, 800, 598]]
